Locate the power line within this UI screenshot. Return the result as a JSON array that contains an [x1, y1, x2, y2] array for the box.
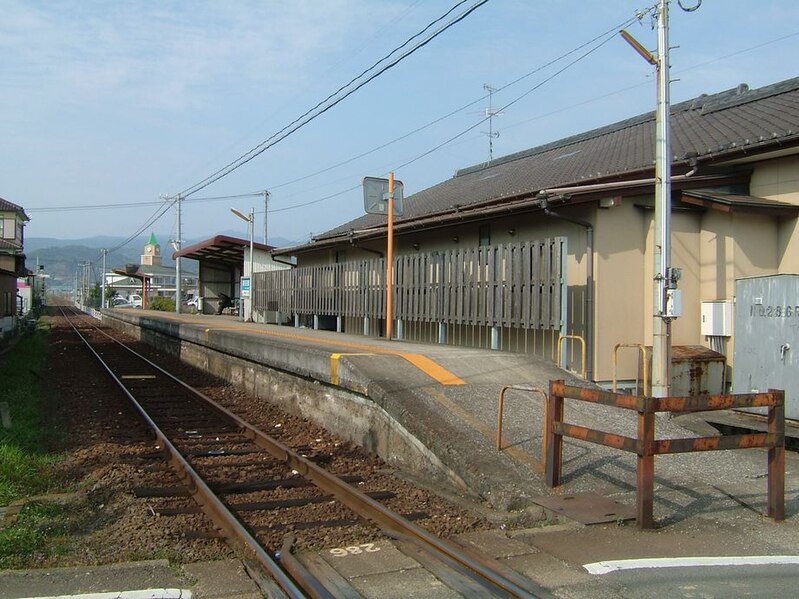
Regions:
[[249, 9, 653, 194], [394, 19, 625, 172], [97, 2, 489, 256], [172, 0, 489, 199], [27, 190, 268, 213]]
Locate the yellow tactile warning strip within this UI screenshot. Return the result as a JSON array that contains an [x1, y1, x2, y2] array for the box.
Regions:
[[151, 315, 465, 386]]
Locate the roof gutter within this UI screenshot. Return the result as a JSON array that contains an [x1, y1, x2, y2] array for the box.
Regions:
[[281, 170, 732, 256]]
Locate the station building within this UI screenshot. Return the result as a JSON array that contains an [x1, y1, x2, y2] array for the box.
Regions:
[[271, 77, 799, 392]]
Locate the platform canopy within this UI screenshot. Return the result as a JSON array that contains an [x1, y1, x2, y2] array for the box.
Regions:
[[172, 235, 273, 266]]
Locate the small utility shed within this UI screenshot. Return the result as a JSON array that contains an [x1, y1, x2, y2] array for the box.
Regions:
[[173, 235, 288, 319]]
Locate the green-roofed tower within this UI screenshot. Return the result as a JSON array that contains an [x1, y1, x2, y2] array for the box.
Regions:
[[141, 231, 162, 266]]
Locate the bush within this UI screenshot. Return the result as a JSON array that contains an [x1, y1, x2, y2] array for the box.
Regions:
[[149, 296, 175, 312]]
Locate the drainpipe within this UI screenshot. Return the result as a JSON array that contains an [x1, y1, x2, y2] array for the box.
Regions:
[[542, 199, 594, 382]]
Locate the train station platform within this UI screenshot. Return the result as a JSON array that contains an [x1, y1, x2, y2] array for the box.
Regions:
[[101, 308, 799, 527], [4, 307, 798, 599]]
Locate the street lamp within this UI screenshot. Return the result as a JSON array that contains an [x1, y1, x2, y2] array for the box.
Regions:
[[230, 207, 255, 322]]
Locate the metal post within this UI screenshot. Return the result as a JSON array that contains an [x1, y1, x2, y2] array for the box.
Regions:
[[263, 190, 270, 246], [545, 380, 564, 487], [652, 0, 672, 398], [768, 389, 785, 521], [491, 326, 500, 350], [637, 405, 656, 529], [248, 207, 254, 322], [175, 195, 182, 314], [101, 250, 107, 309], [386, 173, 395, 340], [438, 322, 446, 344]]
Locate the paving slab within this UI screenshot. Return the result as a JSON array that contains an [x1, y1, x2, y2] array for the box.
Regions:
[[181, 560, 262, 599], [347, 567, 460, 599], [317, 541, 418, 579], [0, 560, 186, 599]]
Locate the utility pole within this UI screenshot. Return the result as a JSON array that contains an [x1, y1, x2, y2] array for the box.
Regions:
[[175, 194, 183, 314], [651, 0, 673, 398], [101, 249, 107, 309], [263, 190, 270, 246], [621, 0, 681, 398], [85, 261, 91, 307]]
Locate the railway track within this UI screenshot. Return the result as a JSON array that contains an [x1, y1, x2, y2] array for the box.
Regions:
[[59, 306, 546, 598]]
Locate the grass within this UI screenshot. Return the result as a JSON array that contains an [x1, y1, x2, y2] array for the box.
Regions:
[[0, 500, 85, 569], [0, 318, 88, 568], [0, 320, 61, 505]]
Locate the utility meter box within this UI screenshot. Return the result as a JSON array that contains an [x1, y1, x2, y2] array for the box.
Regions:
[[664, 288, 682, 317], [701, 300, 733, 336], [733, 274, 799, 420]]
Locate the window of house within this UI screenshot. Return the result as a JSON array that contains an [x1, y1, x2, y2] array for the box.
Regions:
[[478, 225, 491, 247]]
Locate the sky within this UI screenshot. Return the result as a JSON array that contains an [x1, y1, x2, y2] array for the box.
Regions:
[[2, 0, 799, 248]]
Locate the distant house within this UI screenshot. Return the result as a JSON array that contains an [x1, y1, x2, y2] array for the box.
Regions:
[[0, 197, 29, 335], [275, 77, 799, 389]]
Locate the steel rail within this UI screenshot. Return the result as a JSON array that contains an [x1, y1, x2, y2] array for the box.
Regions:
[[59, 307, 315, 599], [66, 307, 543, 598]]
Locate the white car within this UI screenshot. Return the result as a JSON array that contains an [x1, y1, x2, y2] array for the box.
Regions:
[[111, 297, 133, 308], [129, 294, 143, 308]]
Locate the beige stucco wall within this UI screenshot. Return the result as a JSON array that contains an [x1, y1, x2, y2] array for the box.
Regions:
[[592, 204, 703, 383], [750, 154, 799, 273], [290, 153, 799, 387]]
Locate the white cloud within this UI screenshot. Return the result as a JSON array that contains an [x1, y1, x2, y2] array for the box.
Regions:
[[0, 0, 385, 111]]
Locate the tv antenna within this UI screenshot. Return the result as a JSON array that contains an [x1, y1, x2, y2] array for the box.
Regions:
[[481, 84, 502, 162]]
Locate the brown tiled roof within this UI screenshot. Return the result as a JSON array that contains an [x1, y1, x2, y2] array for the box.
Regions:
[[308, 77, 799, 247], [0, 197, 30, 220]]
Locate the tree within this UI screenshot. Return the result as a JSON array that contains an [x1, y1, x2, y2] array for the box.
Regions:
[[87, 283, 102, 308]]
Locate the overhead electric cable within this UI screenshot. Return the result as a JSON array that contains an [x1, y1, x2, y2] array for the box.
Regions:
[[394, 18, 625, 171], [173, 0, 489, 199], [255, 8, 653, 193], [28, 191, 268, 213]]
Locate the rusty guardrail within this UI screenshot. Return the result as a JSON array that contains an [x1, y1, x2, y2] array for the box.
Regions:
[[544, 379, 785, 529]]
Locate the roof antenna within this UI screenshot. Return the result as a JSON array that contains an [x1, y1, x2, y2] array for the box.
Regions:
[[481, 84, 502, 163]]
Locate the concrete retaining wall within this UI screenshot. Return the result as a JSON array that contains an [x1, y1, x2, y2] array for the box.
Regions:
[[102, 311, 470, 496]]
